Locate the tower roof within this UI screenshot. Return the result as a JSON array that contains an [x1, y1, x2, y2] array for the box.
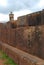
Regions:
[[10, 12, 12, 14]]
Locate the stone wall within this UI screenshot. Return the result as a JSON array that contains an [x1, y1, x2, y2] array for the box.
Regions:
[[0, 24, 44, 59]]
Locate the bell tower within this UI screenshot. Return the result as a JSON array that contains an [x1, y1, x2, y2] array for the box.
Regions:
[[9, 12, 14, 21]]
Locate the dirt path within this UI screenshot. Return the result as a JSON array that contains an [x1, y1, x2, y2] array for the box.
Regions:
[[0, 59, 5, 65], [0, 51, 6, 65], [0, 50, 17, 65]]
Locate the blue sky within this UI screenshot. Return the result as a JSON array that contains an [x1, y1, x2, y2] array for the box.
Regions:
[[0, 0, 44, 22]]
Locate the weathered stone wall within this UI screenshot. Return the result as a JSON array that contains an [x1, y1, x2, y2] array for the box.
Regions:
[[27, 11, 41, 26], [0, 42, 44, 65], [0, 24, 44, 59], [17, 15, 28, 26]]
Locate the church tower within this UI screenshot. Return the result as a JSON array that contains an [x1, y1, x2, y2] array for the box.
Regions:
[[9, 12, 14, 21]]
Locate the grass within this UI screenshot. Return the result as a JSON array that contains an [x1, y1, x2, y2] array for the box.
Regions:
[[0, 50, 17, 65]]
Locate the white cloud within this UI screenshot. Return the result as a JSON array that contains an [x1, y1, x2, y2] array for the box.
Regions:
[[33, 0, 44, 11], [0, 13, 9, 22], [0, 0, 7, 7], [38, 0, 44, 8]]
